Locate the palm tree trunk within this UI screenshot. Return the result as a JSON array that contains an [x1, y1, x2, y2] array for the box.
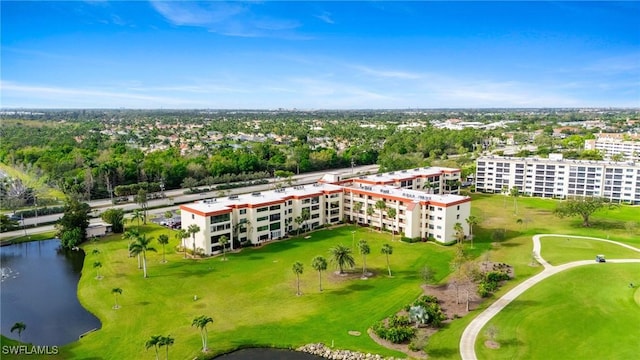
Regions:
[[162, 244, 166, 263], [137, 254, 141, 269], [318, 271, 323, 291], [142, 254, 148, 278], [386, 255, 391, 276]]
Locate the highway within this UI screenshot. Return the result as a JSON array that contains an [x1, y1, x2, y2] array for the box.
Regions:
[[1, 164, 379, 240]]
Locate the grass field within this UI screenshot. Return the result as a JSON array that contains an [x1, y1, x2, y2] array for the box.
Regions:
[[1, 193, 639, 359], [540, 236, 640, 265]]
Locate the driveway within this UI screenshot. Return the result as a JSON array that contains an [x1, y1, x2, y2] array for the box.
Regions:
[[459, 234, 640, 360]]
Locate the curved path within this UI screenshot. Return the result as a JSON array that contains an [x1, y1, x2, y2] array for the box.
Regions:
[[459, 234, 640, 360]]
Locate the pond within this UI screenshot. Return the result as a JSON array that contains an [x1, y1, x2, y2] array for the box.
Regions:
[[0, 239, 101, 346], [215, 348, 324, 360]]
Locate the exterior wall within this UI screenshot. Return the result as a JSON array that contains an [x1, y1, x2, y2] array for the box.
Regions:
[[585, 138, 640, 162], [476, 156, 640, 204]]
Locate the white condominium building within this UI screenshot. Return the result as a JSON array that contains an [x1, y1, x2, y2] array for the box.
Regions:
[[475, 155, 640, 204], [180, 167, 471, 255], [584, 135, 640, 162]]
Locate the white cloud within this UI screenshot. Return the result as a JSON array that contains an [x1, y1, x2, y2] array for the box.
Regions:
[[314, 11, 334, 24]]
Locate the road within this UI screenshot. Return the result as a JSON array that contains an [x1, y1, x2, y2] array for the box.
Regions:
[[459, 234, 640, 360], [1, 164, 378, 240]]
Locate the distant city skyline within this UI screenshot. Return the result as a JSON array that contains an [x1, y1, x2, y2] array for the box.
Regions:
[[1, 1, 639, 109]]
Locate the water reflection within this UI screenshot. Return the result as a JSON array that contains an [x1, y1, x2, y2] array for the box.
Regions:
[[0, 239, 101, 346]]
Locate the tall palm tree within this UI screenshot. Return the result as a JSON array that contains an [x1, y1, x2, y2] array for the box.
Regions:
[[375, 200, 387, 231], [294, 216, 303, 235], [192, 315, 214, 353], [111, 288, 122, 309], [358, 239, 370, 277], [218, 235, 228, 260], [292, 261, 304, 296], [311, 255, 328, 291], [453, 222, 464, 244], [352, 201, 363, 223], [366, 206, 374, 231], [93, 261, 103, 280], [465, 215, 479, 249], [10, 322, 26, 340], [123, 228, 142, 268], [381, 243, 393, 276], [301, 208, 310, 230], [129, 234, 157, 278], [329, 244, 355, 274], [510, 186, 520, 214], [386, 207, 397, 240], [159, 335, 174, 360], [131, 209, 145, 229], [157, 234, 169, 263], [175, 229, 189, 259], [145, 335, 162, 360], [187, 224, 201, 258]]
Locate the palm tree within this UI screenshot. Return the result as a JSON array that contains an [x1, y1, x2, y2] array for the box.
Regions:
[[159, 335, 174, 360], [381, 243, 393, 276], [352, 201, 363, 223], [187, 224, 201, 258], [466, 215, 479, 249], [123, 228, 142, 268], [386, 207, 397, 240], [91, 248, 100, 256], [358, 239, 370, 277], [129, 234, 157, 278], [329, 244, 355, 274], [292, 261, 304, 296], [294, 216, 303, 235], [311, 256, 328, 291], [510, 186, 520, 214], [192, 315, 214, 353], [218, 235, 228, 260], [93, 261, 103, 280], [10, 322, 26, 340], [145, 335, 162, 360], [453, 222, 464, 244], [131, 209, 145, 229], [112, 288, 122, 309], [157, 234, 169, 263], [366, 206, 374, 231], [374, 199, 386, 231], [175, 229, 189, 259], [301, 208, 310, 231]]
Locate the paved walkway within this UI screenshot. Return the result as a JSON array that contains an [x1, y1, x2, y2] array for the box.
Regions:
[[459, 234, 640, 360]]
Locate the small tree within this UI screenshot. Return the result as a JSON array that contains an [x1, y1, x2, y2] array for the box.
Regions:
[[93, 261, 103, 280], [131, 209, 145, 229], [420, 265, 435, 285], [375, 200, 387, 231], [292, 261, 304, 296], [187, 224, 201, 258], [381, 243, 393, 276], [129, 234, 157, 278], [175, 229, 189, 258], [101, 208, 125, 233], [112, 288, 122, 309], [453, 222, 464, 244], [10, 322, 26, 340], [159, 335, 175, 360], [352, 201, 363, 223], [366, 206, 374, 231], [145, 335, 162, 360], [358, 239, 370, 277], [386, 207, 397, 240], [554, 196, 616, 227], [157, 234, 169, 263], [329, 244, 355, 274], [311, 255, 328, 291], [192, 315, 213, 353], [509, 187, 520, 215], [466, 215, 479, 248], [219, 235, 229, 260]]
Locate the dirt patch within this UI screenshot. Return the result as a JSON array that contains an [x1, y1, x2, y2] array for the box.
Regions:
[[329, 269, 377, 281], [484, 340, 500, 349]]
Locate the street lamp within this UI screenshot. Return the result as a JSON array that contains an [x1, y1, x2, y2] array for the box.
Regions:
[[351, 230, 356, 249]]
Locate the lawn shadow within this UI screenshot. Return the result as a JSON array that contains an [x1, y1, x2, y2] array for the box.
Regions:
[[427, 346, 458, 358]]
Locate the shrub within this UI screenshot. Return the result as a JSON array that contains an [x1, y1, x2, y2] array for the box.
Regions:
[[373, 315, 416, 344]]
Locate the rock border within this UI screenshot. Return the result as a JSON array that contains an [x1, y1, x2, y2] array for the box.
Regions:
[[297, 343, 399, 360]]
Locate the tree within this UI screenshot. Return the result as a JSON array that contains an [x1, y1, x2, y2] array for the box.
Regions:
[[131, 209, 145, 230], [10, 322, 26, 340], [0, 214, 19, 232], [381, 243, 393, 276], [187, 224, 201, 258], [329, 244, 355, 274], [420, 265, 435, 285], [366, 206, 374, 231], [509, 187, 520, 215], [374, 199, 387, 231], [352, 201, 363, 223], [101, 208, 125, 233], [554, 196, 616, 227], [159, 335, 175, 360], [135, 189, 149, 224], [123, 228, 142, 268], [192, 315, 214, 353], [157, 234, 169, 263], [145, 335, 162, 360], [292, 261, 304, 296], [56, 197, 90, 249], [294, 216, 303, 235], [93, 261, 103, 280], [164, 210, 173, 225], [175, 229, 189, 259], [311, 255, 328, 291], [453, 222, 464, 244], [386, 207, 397, 240], [218, 235, 229, 260], [465, 215, 479, 248], [450, 243, 467, 304], [129, 234, 157, 278], [112, 288, 122, 309], [358, 239, 370, 277], [301, 208, 310, 230]]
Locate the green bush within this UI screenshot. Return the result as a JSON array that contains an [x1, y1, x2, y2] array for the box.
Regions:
[[373, 315, 416, 344]]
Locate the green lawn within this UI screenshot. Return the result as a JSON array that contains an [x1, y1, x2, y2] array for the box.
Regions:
[[540, 236, 640, 265], [2, 193, 639, 360], [476, 264, 640, 360]]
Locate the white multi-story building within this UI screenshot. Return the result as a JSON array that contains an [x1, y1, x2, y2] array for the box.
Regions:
[[180, 167, 471, 255], [475, 155, 640, 204], [584, 134, 640, 162]]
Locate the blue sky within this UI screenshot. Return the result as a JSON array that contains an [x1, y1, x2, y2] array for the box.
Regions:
[[1, 1, 639, 109]]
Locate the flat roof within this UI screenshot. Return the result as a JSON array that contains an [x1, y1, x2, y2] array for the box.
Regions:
[[347, 183, 470, 207], [354, 166, 460, 184]]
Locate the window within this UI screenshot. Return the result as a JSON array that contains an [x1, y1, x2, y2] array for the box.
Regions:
[[257, 225, 269, 232], [269, 214, 280, 222], [269, 205, 281, 211], [269, 222, 281, 230], [257, 216, 268, 222], [210, 213, 230, 224], [239, 209, 247, 215], [257, 207, 268, 213]]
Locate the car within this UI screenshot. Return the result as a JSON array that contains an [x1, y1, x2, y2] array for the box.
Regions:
[[596, 254, 606, 263]]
